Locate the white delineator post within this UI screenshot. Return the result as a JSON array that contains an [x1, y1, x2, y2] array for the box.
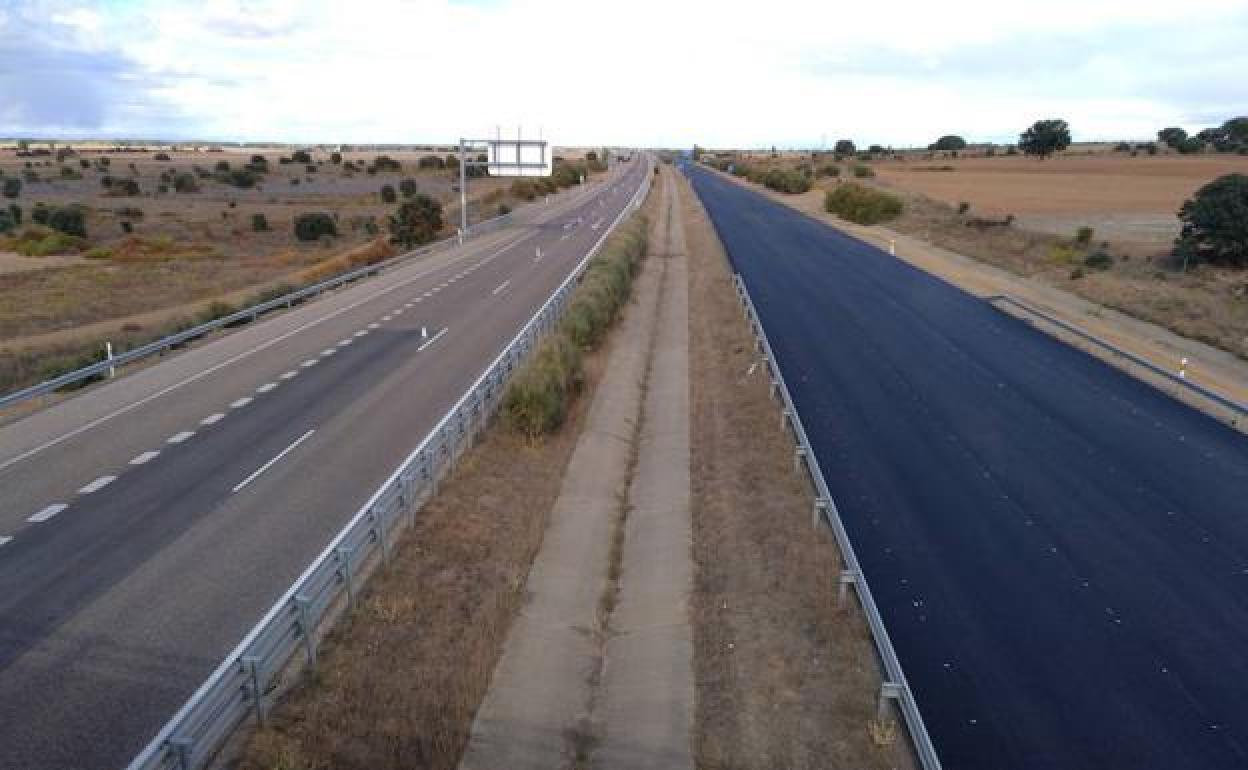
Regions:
[[106, 341, 116, 378], [1180, 357, 1189, 379]]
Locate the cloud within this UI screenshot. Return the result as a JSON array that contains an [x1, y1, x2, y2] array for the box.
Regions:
[[1, 0, 1245, 147]]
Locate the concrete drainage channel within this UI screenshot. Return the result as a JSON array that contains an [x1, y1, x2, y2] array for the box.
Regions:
[[123, 165, 652, 770], [733, 273, 943, 770]]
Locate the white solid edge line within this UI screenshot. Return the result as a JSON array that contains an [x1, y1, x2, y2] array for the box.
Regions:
[[201, 413, 226, 425], [232, 429, 316, 494], [28, 503, 69, 523], [492, 279, 511, 296], [0, 228, 536, 474], [78, 475, 116, 494], [167, 431, 195, 444], [130, 450, 160, 466], [418, 327, 448, 352], [231, 397, 253, 409]]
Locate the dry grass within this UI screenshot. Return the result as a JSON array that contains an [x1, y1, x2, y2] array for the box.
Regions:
[[680, 172, 911, 770], [236, 353, 605, 770]]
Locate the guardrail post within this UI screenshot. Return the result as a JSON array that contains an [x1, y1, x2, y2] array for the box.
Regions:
[[242, 655, 266, 725], [371, 505, 390, 566], [770, 378, 780, 400], [295, 595, 317, 666], [781, 407, 792, 431], [337, 547, 355, 608], [878, 682, 903, 721], [838, 569, 858, 607], [813, 497, 829, 529], [794, 445, 807, 475], [170, 739, 192, 770]]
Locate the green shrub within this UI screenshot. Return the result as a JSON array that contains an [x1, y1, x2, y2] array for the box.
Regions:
[[218, 168, 258, 188], [1075, 226, 1094, 245], [173, 172, 198, 193], [399, 177, 418, 197], [1084, 250, 1114, 270], [0, 209, 14, 233], [1175, 173, 1248, 267], [116, 205, 144, 219], [380, 184, 397, 203], [8, 203, 20, 225], [815, 165, 840, 178], [154, 152, 171, 161], [387, 194, 443, 248], [759, 168, 811, 194], [252, 213, 269, 232], [8, 226, 84, 256], [824, 184, 903, 225], [957, 201, 970, 216], [291, 150, 312, 164], [330, 151, 342, 164], [852, 164, 874, 178], [6, 176, 27, 197], [198, 301, 237, 323], [503, 334, 584, 439], [47, 205, 87, 237], [417, 155, 445, 170], [293, 211, 337, 241], [510, 179, 538, 201]]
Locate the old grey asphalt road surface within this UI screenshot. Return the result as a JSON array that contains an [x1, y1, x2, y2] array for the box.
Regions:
[[0, 158, 649, 770]]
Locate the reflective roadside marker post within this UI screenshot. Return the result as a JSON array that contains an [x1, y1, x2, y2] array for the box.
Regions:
[[1180, 357, 1189, 379], [106, 341, 115, 378], [422, 326, 428, 341]]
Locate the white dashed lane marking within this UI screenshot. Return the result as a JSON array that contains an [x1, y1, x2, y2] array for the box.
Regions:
[[0, 536, 12, 547], [256, 383, 278, 394], [280, 371, 298, 380], [28, 503, 68, 523], [356, 330, 369, 337], [338, 339, 352, 347], [492, 280, 511, 296], [320, 349, 336, 357], [231, 397, 253, 409], [79, 476, 116, 495], [130, 451, 160, 466], [368, 323, 379, 329], [201, 413, 226, 426], [302, 359, 318, 367], [167, 431, 195, 444]]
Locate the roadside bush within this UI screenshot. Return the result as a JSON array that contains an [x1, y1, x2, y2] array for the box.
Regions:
[[330, 151, 342, 164], [387, 194, 443, 248], [503, 215, 648, 439], [106, 177, 140, 196], [852, 164, 874, 178], [219, 168, 258, 188], [2, 178, 20, 198], [291, 150, 312, 164], [1084, 250, 1114, 270], [370, 155, 401, 172], [1075, 226, 1094, 245], [759, 168, 811, 194], [252, 213, 269, 232], [510, 179, 538, 201], [1174, 173, 1248, 268], [815, 165, 840, 178], [957, 201, 971, 216], [824, 183, 903, 225], [380, 184, 397, 203], [115, 206, 144, 219], [8, 203, 21, 225], [6, 225, 84, 256], [214, 160, 230, 172], [399, 177, 418, 197], [417, 155, 445, 170], [293, 211, 337, 241], [47, 204, 87, 237], [154, 152, 171, 161], [0, 208, 14, 233], [32, 202, 50, 225], [173, 172, 199, 193]]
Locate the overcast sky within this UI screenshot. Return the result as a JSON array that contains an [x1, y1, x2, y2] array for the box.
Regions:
[[1, 0, 1245, 148]]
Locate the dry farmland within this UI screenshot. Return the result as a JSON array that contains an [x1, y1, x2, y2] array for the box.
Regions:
[[873, 152, 1248, 251], [0, 144, 595, 397]]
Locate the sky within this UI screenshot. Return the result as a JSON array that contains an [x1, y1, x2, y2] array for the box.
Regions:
[[1, 0, 1245, 148]]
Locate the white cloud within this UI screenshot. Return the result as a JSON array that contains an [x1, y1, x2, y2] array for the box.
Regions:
[[1, 0, 1245, 146]]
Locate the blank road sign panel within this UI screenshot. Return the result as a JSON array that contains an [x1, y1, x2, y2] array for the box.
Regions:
[[487, 139, 552, 177]]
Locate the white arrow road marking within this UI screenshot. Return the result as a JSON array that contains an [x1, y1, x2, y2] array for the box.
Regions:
[[233, 429, 316, 494], [28, 503, 68, 523]]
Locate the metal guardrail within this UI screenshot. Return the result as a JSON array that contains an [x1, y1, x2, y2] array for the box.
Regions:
[[124, 160, 652, 770], [0, 171, 615, 413], [986, 294, 1248, 421], [732, 273, 942, 770]]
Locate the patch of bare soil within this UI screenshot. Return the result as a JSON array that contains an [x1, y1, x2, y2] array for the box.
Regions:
[[235, 352, 605, 770], [679, 171, 912, 770]]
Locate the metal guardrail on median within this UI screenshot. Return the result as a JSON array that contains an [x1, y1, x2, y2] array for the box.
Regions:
[[0, 171, 617, 413], [986, 294, 1248, 422], [732, 273, 942, 770], [124, 161, 652, 770]]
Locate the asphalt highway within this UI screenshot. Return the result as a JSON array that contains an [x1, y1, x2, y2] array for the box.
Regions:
[[685, 163, 1248, 770], [0, 157, 649, 770]]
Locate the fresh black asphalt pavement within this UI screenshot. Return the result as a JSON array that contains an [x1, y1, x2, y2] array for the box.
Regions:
[[686, 163, 1248, 770]]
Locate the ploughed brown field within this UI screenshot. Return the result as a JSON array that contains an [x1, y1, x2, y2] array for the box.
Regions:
[[873, 153, 1248, 248]]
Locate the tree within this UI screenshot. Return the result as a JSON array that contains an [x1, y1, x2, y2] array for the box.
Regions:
[[1174, 173, 1248, 268], [293, 211, 337, 241], [1196, 117, 1248, 153], [1158, 127, 1188, 150], [834, 139, 856, 157], [291, 149, 312, 164], [929, 135, 967, 151], [1018, 119, 1071, 159], [399, 177, 418, 197], [173, 173, 199, 193], [380, 184, 397, 203], [2, 178, 20, 198], [388, 194, 443, 249], [330, 151, 342, 164]]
